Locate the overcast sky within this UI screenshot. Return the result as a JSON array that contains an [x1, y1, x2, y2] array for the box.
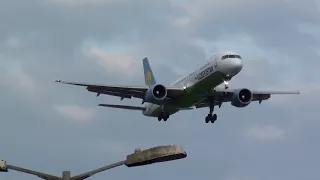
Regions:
[[1, 0, 319, 180]]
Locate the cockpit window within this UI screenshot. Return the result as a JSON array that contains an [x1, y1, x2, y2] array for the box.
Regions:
[[221, 54, 242, 59], [235, 55, 242, 59]]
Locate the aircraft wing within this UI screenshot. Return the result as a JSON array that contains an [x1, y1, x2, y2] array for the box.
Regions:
[[194, 88, 300, 108], [98, 104, 146, 110], [55, 80, 185, 100]]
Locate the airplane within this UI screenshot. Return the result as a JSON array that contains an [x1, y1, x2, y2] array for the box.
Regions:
[[55, 51, 300, 124]]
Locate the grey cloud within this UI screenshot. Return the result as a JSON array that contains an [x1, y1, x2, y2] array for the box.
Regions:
[[0, 0, 201, 86], [187, 0, 320, 76], [1, 0, 207, 75], [0, 0, 319, 180]]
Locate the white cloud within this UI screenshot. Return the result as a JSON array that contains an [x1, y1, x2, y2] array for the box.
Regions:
[[297, 23, 320, 39], [54, 104, 95, 123], [226, 177, 254, 180], [169, 0, 259, 19], [80, 41, 140, 77], [5, 37, 20, 48], [245, 125, 286, 140], [94, 138, 134, 156], [43, 0, 122, 6], [0, 60, 36, 93], [168, 66, 188, 76], [15, 71, 35, 90], [204, 33, 264, 56], [171, 17, 191, 27], [265, 81, 319, 104], [0, 0, 319, 180]]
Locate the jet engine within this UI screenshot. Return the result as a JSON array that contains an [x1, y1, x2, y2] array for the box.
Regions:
[[145, 84, 168, 105], [231, 88, 253, 107]]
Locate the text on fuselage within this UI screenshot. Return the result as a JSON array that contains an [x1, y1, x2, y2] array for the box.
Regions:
[[195, 66, 214, 81]]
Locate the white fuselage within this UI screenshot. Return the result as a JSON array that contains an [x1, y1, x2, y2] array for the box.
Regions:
[[142, 51, 243, 117]]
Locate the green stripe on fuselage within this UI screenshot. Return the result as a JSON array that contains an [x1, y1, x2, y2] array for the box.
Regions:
[[150, 71, 226, 117]]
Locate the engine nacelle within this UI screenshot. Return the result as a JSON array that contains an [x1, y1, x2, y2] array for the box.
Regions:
[[145, 84, 167, 105], [231, 88, 253, 108]]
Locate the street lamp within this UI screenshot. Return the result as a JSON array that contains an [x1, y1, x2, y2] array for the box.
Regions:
[[0, 144, 187, 180]]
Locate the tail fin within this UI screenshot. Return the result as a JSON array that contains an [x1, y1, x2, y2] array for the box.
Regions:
[[143, 57, 156, 86]]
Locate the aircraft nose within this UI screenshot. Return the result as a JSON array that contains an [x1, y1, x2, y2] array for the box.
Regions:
[[218, 57, 243, 77], [231, 58, 243, 75]]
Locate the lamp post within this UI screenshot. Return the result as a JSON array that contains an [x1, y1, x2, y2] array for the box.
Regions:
[[0, 144, 187, 180]]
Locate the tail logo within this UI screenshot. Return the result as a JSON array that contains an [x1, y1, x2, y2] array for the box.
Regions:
[[145, 70, 152, 85]]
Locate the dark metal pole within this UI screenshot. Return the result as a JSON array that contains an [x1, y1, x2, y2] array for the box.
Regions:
[[70, 160, 126, 180], [6, 165, 61, 180], [5, 160, 126, 180], [62, 171, 71, 180]]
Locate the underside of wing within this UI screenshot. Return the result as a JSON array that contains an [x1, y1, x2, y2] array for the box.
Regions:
[[212, 87, 300, 95], [98, 104, 146, 111], [194, 87, 300, 109], [55, 80, 185, 101]]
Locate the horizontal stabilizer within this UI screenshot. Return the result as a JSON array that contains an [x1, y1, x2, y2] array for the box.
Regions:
[[98, 104, 146, 111]]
